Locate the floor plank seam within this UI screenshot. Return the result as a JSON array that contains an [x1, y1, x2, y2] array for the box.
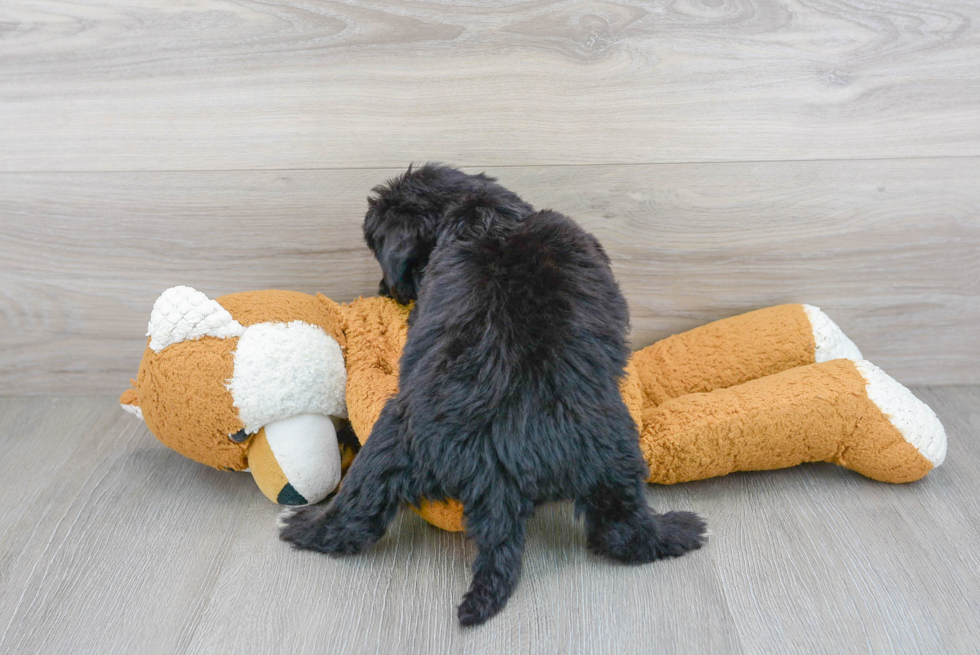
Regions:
[[3, 152, 980, 176]]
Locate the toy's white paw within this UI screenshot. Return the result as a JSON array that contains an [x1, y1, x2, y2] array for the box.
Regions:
[[802, 305, 862, 362], [855, 360, 946, 467]]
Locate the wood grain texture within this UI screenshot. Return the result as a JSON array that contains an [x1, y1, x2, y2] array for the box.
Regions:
[[1, 390, 977, 653], [1, 159, 977, 394], [0, 399, 260, 653], [1, 0, 979, 171]]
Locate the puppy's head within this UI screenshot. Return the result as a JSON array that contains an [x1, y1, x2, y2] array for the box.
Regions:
[[364, 163, 532, 304]]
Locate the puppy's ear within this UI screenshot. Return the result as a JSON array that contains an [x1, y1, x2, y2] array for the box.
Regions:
[[380, 243, 411, 291], [376, 225, 433, 305]]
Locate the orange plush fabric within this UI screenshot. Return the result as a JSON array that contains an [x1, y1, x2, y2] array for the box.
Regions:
[[218, 290, 347, 348], [640, 359, 933, 484], [133, 336, 249, 470], [340, 297, 410, 446], [631, 304, 814, 407]]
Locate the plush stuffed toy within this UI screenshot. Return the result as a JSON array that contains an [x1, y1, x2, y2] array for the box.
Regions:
[[121, 288, 947, 530], [120, 286, 356, 506]]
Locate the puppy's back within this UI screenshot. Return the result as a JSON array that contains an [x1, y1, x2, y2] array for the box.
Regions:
[[399, 210, 634, 495], [471, 210, 628, 363]]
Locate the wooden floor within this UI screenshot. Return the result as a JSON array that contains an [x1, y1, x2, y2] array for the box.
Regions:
[[1, 388, 977, 654]]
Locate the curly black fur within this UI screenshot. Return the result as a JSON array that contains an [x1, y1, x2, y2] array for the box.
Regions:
[[361, 163, 534, 304], [280, 165, 707, 627]]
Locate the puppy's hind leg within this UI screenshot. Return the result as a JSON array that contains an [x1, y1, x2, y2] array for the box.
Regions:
[[580, 478, 706, 563], [579, 444, 707, 563], [457, 485, 532, 627], [279, 403, 412, 555]]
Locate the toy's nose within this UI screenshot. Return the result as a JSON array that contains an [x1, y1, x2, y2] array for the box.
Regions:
[[276, 483, 308, 506]]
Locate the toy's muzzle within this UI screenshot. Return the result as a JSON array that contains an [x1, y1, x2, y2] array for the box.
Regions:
[[247, 414, 342, 506]]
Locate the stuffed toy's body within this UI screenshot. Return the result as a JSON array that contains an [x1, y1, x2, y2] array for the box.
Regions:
[[344, 301, 946, 531], [121, 288, 946, 527]]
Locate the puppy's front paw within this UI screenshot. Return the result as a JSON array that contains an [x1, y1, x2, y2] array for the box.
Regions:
[[278, 504, 366, 555]]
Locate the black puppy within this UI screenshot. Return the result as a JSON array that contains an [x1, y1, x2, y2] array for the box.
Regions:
[[280, 164, 707, 626]]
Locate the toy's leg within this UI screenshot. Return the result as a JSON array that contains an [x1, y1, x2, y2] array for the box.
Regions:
[[578, 449, 706, 563], [456, 486, 532, 627], [279, 402, 413, 554], [632, 304, 861, 406], [641, 359, 946, 485]]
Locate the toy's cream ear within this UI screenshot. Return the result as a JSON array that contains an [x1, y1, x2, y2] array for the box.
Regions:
[[119, 383, 144, 422], [147, 285, 245, 352]]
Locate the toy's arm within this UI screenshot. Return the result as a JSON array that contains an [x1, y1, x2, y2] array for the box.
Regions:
[[631, 304, 861, 407], [340, 297, 410, 444], [639, 359, 945, 485]]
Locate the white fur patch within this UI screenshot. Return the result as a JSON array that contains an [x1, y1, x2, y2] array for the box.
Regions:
[[147, 286, 244, 352], [120, 402, 144, 421], [264, 414, 341, 505], [228, 321, 347, 435], [854, 360, 947, 467], [802, 305, 862, 362]]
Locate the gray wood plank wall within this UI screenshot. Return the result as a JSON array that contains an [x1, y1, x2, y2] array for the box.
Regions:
[[1, 0, 978, 393]]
